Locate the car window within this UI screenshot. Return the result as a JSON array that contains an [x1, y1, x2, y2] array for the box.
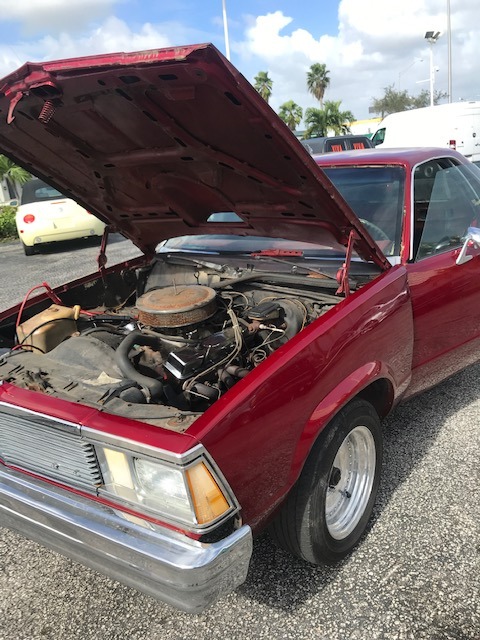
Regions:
[[371, 128, 385, 146], [21, 179, 64, 205], [413, 158, 480, 260], [323, 137, 371, 152], [301, 138, 326, 154], [207, 212, 242, 223], [303, 137, 372, 155], [322, 166, 405, 256]]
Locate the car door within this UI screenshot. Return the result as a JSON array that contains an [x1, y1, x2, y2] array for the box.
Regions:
[[405, 156, 480, 396]]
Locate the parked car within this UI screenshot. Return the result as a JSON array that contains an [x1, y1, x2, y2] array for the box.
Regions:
[[301, 134, 373, 155], [15, 177, 105, 255], [0, 44, 480, 614]]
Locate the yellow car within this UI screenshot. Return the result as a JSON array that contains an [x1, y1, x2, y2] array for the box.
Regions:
[[16, 178, 106, 255]]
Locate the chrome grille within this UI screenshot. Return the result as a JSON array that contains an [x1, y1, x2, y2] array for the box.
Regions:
[[0, 402, 102, 490]]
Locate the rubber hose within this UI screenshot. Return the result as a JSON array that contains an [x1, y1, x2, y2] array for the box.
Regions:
[[115, 330, 164, 400]]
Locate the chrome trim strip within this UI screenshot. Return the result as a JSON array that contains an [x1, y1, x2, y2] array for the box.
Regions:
[[0, 465, 252, 613], [83, 427, 204, 464], [0, 400, 81, 434]]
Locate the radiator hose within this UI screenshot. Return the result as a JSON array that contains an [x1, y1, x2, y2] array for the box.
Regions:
[[115, 330, 164, 401]]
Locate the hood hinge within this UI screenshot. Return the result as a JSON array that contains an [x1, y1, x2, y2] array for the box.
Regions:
[[336, 229, 357, 297], [97, 225, 112, 281], [6, 91, 23, 124]]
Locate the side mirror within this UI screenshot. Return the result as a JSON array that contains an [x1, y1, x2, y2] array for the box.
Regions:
[[456, 226, 480, 265]]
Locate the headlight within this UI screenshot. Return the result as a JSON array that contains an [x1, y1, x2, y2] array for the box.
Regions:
[[134, 458, 192, 521], [94, 443, 236, 532]]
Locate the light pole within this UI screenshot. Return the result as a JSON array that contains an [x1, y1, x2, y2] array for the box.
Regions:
[[221, 0, 231, 61], [447, 0, 452, 102], [425, 30, 441, 107]]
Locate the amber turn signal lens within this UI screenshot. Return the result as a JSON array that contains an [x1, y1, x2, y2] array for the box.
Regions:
[[186, 462, 230, 524]]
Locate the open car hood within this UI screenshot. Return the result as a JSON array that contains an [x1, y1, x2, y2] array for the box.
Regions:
[[0, 43, 389, 269]]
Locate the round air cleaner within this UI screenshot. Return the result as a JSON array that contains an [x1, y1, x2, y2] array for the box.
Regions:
[[136, 285, 217, 328]]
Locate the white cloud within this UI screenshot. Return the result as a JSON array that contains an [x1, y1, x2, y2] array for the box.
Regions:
[[235, 2, 480, 121], [0, 0, 118, 33], [0, 16, 197, 77], [338, 0, 443, 42], [0, 2, 479, 126]]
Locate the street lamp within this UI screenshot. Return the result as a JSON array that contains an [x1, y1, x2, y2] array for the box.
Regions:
[[425, 30, 441, 107]]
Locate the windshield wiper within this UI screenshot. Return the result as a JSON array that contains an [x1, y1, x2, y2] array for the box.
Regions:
[[162, 253, 227, 273], [250, 250, 338, 281]]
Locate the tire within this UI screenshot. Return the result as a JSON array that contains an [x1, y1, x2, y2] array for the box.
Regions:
[[269, 399, 382, 564], [21, 240, 36, 256]]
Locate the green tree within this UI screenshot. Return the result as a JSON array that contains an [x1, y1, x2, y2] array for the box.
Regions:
[[371, 85, 448, 117], [304, 107, 327, 138], [304, 101, 354, 138], [278, 100, 303, 131], [410, 88, 448, 109], [307, 63, 330, 107], [323, 100, 354, 135], [370, 85, 411, 118], [0, 155, 30, 199], [254, 71, 273, 103]]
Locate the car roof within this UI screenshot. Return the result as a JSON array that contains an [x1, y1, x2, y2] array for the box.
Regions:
[[313, 146, 468, 167]]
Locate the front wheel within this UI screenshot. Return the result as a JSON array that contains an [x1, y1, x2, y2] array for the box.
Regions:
[[269, 399, 382, 564]]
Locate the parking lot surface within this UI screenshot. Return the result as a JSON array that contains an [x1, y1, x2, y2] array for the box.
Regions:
[[0, 237, 479, 640]]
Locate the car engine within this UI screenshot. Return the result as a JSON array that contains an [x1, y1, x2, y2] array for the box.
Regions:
[[0, 257, 343, 430]]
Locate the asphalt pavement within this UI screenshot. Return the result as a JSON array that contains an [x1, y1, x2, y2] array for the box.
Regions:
[[0, 236, 479, 640]]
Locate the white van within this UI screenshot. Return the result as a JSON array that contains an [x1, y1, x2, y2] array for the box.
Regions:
[[372, 101, 480, 161]]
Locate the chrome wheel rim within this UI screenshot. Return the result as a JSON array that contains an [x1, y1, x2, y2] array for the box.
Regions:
[[325, 425, 376, 540]]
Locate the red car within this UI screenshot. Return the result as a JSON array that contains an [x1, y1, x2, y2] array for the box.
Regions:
[[1, 44, 480, 613]]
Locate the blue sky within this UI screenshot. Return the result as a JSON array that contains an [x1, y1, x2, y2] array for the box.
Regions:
[[0, 1, 478, 124]]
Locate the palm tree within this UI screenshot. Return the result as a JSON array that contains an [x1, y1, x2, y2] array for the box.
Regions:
[[304, 108, 327, 138], [307, 63, 330, 107], [304, 101, 355, 138], [278, 100, 303, 131], [254, 71, 273, 103], [323, 101, 354, 135], [0, 155, 30, 200]]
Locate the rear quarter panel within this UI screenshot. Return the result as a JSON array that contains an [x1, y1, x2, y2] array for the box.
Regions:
[[189, 265, 414, 531]]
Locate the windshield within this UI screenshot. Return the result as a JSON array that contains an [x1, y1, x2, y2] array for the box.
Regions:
[[322, 165, 406, 256], [160, 212, 348, 257], [161, 234, 346, 256], [160, 166, 405, 261]]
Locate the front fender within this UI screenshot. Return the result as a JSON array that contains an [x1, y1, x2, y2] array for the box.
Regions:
[[287, 360, 406, 488], [195, 265, 414, 533]]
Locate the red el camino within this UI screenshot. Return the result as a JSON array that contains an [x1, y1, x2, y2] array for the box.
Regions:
[[0, 44, 479, 613]]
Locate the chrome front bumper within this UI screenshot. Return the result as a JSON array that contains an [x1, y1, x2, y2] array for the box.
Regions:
[[0, 466, 252, 613]]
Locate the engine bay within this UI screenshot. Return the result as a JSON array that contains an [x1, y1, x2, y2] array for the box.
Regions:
[[0, 254, 361, 431]]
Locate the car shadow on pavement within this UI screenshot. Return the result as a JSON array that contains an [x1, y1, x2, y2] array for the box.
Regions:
[[35, 233, 126, 255], [237, 532, 345, 610], [34, 235, 102, 255], [238, 361, 480, 612]]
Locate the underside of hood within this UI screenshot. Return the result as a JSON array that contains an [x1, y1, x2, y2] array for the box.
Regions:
[[0, 43, 389, 269]]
